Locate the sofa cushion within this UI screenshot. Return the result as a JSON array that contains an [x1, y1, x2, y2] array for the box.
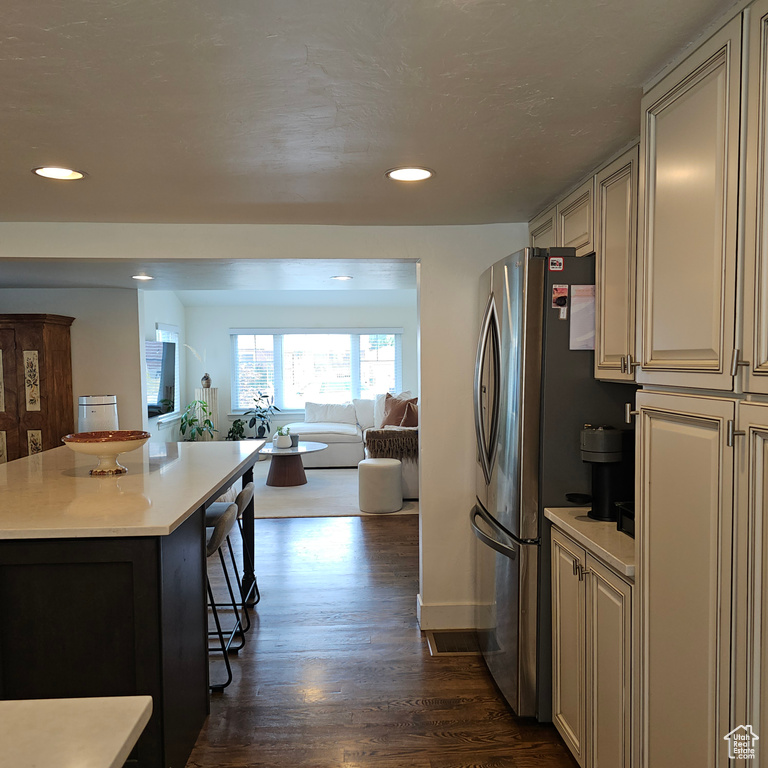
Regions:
[[283, 421, 363, 444], [304, 401, 357, 424], [353, 398, 375, 429], [374, 390, 412, 428], [399, 400, 419, 427], [381, 393, 418, 427]]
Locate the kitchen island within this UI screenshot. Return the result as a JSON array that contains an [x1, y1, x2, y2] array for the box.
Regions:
[[0, 440, 263, 768]]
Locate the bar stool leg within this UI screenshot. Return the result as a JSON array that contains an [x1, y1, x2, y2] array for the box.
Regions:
[[207, 578, 233, 692]]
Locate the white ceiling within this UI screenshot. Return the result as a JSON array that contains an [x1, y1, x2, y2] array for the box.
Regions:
[[2, 0, 737, 228], [0, 258, 418, 292]]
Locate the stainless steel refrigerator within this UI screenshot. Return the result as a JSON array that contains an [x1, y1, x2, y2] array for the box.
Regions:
[[470, 247, 631, 721]]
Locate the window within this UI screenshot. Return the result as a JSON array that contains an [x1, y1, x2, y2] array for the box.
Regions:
[[231, 329, 402, 410], [148, 324, 181, 416]]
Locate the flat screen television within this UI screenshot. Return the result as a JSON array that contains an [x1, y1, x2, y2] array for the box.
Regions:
[[146, 341, 176, 418]]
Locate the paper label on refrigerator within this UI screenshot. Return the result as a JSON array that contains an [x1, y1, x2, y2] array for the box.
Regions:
[[552, 284, 568, 309], [569, 285, 596, 350], [549, 256, 564, 271]]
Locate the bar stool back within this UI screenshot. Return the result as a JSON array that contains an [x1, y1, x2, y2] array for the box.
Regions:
[[205, 482, 258, 634]]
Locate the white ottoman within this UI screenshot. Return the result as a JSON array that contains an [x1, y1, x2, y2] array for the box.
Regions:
[[358, 458, 403, 514]]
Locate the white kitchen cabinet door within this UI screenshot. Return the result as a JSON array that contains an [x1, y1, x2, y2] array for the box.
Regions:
[[737, 402, 768, 756], [530, 205, 558, 249], [557, 180, 594, 257], [636, 17, 742, 390], [743, 0, 768, 395], [552, 527, 587, 767], [636, 391, 734, 768], [595, 147, 638, 382], [585, 554, 632, 768]]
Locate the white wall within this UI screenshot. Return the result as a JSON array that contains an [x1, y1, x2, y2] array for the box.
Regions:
[[0, 222, 528, 629], [182, 289, 418, 430], [140, 290, 187, 440], [0, 288, 144, 430]]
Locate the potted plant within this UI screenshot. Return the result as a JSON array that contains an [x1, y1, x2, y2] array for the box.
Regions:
[[180, 399, 217, 441], [224, 418, 246, 441], [275, 425, 292, 448], [244, 391, 280, 439]]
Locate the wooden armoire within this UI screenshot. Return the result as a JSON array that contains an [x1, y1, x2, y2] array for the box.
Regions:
[[0, 314, 75, 463]]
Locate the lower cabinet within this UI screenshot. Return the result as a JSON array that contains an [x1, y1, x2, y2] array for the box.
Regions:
[[635, 391, 734, 768], [552, 527, 633, 768]]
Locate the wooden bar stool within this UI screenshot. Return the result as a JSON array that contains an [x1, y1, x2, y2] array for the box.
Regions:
[[206, 502, 244, 692]]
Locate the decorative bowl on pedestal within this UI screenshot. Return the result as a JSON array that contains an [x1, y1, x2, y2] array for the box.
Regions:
[[62, 430, 151, 475]]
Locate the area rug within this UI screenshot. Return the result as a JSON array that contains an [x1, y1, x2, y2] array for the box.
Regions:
[[249, 459, 419, 519]]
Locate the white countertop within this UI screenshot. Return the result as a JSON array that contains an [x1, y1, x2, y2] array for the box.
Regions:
[[0, 440, 263, 539], [545, 507, 635, 580], [0, 695, 152, 768]]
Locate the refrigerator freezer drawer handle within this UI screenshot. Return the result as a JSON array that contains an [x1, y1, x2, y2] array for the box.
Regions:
[[470, 507, 518, 560]]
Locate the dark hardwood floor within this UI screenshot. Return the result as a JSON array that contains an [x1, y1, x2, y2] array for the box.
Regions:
[[188, 515, 577, 768]]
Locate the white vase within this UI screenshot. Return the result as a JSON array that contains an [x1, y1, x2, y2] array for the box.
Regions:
[[275, 434, 292, 448]]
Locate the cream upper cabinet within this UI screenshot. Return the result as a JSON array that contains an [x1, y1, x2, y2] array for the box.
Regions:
[[635, 391, 734, 768], [743, 0, 768, 395], [636, 17, 742, 390], [551, 527, 587, 767], [595, 147, 638, 382], [529, 205, 558, 249], [557, 179, 595, 257]]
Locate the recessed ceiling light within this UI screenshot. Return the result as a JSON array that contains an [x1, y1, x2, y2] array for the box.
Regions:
[[32, 167, 86, 180], [385, 167, 434, 182], [331, 275, 353, 281], [132, 275, 154, 281]]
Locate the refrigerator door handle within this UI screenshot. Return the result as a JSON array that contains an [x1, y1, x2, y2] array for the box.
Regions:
[[470, 506, 518, 560], [474, 294, 501, 486]]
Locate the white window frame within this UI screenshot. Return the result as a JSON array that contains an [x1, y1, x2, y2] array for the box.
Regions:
[[229, 328, 403, 412]]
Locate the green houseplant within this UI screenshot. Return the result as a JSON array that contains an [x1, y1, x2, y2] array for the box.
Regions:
[[225, 418, 247, 441], [244, 391, 280, 438], [180, 399, 217, 441], [274, 425, 292, 448]]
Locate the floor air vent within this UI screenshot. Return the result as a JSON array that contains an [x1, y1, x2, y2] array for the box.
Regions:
[[425, 630, 481, 656]]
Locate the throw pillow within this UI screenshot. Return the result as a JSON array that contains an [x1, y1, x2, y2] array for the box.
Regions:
[[399, 401, 419, 427], [374, 390, 412, 428], [352, 398, 375, 430], [304, 401, 357, 424], [381, 392, 418, 427]]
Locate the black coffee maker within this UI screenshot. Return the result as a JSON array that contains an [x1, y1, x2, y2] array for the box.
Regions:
[[580, 425, 633, 522]]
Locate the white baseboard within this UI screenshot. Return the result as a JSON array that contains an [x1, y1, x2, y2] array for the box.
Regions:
[[416, 594, 477, 630]]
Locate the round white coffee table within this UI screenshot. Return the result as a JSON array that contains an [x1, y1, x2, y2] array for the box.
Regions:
[[258, 441, 328, 487]]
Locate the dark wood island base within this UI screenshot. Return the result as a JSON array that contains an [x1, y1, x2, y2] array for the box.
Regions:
[[0, 441, 262, 768]]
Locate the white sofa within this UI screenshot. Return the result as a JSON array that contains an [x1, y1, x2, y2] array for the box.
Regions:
[[282, 400, 369, 468], [282, 396, 419, 499]]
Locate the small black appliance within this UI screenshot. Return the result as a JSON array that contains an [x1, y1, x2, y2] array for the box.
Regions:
[[580, 425, 632, 522]]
